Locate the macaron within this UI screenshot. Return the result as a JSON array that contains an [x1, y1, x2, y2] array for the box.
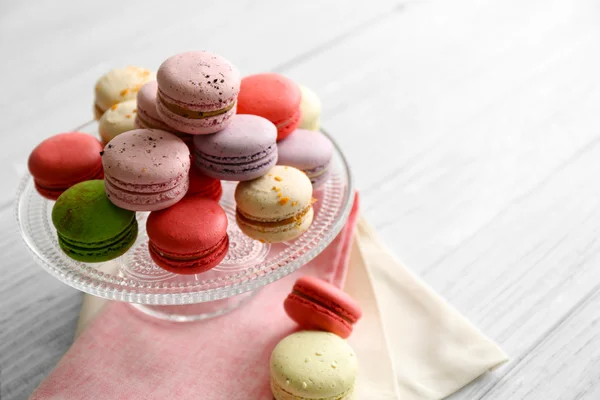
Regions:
[[284, 276, 362, 339], [270, 331, 358, 400], [102, 129, 190, 211], [94, 66, 155, 119], [156, 51, 240, 134], [298, 85, 321, 131], [187, 165, 222, 201], [277, 129, 333, 188], [98, 99, 137, 144], [235, 166, 314, 243], [236, 73, 301, 141], [135, 81, 194, 146], [146, 196, 229, 274], [52, 180, 138, 263], [28, 132, 104, 200], [193, 114, 278, 181]]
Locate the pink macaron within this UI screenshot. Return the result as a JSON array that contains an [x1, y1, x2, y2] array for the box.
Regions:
[[135, 81, 194, 148], [102, 129, 190, 211], [156, 51, 240, 135], [284, 276, 362, 339]]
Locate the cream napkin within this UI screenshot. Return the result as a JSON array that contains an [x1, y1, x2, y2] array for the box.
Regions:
[[75, 216, 507, 399]]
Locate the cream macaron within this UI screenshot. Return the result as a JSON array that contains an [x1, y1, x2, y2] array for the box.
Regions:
[[94, 66, 155, 119], [235, 165, 314, 243], [299, 85, 321, 131], [98, 100, 137, 144], [270, 331, 358, 400]]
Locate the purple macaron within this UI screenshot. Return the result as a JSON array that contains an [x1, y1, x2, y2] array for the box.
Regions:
[[156, 51, 240, 135], [193, 114, 277, 181], [276, 129, 333, 187]]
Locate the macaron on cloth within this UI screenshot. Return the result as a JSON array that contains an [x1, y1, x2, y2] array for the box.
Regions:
[[193, 114, 278, 181], [285, 276, 362, 339], [277, 129, 333, 188], [237, 73, 302, 141], [146, 196, 229, 274], [270, 331, 358, 400], [28, 132, 104, 200], [51, 180, 138, 262], [102, 129, 190, 211], [235, 166, 314, 243], [156, 51, 240, 134]]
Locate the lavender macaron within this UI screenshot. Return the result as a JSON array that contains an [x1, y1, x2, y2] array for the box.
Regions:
[[276, 129, 333, 187], [193, 114, 277, 181], [156, 51, 240, 135]]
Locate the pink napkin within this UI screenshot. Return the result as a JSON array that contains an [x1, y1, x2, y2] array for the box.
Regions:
[[31, 194, 360, 400]]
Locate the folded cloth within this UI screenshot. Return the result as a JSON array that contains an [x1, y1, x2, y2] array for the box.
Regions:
[[31, 194, 363, 400], [355, 217, 508, 399]]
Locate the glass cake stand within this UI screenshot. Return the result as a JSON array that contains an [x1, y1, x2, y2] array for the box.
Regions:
[[16, 121, 354, 321]]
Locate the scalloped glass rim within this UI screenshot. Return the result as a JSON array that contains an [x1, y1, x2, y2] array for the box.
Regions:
[[16, 122, 354, 304]]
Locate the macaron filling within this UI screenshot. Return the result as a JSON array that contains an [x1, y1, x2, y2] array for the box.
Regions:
[[105, 177, 189, 206], [157, 89, 236, 117], [236, 205, 311, 226], [274, 108, 301, 132], [290, 289, 356, 324]]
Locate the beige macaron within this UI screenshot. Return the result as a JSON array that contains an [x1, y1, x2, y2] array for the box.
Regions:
[[299, 85, 321, 131], [94, 66, 155, 119], [270, 331, 358, 400], [98, 100, 137, 144], [235, 165, 314, 243]]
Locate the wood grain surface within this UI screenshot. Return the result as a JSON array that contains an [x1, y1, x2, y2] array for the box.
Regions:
[[1, 0, 599, 398]]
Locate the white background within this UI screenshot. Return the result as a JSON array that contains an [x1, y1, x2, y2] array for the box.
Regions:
[[2, 0, 600, 398]]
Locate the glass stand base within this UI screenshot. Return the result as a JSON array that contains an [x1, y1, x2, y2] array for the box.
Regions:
[[130, 291, 256, 322]]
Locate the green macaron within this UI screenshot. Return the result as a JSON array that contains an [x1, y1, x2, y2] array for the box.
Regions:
[[52, 180, 137, 262]]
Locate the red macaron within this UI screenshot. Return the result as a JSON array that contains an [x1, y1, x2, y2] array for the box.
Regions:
[[284, 276, 362, 339], [146, 196, 229, 274], [236, 73, 301, 141], [28, 132, 104, 200], [187, 165, 222, 201]]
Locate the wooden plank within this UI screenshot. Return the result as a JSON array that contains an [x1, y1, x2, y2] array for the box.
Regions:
[[483, 289, 600, 399]]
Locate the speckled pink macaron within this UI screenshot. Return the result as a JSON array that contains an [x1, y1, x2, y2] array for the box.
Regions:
[[102, 129, 190, 211], [156, 51, 240, 135]]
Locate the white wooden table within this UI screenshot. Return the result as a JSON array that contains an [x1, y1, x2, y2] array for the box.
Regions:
[[2, 0, 600, 398]]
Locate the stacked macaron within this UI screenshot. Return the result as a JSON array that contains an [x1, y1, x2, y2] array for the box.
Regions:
[[31, 50, 330, 271]]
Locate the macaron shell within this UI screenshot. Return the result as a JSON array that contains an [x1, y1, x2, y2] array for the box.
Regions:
[[284, 293, 353, 339], [187, 166, 222, 201], [277, 129, 333, 171], [237, 73, 301, 123], [193, 114, 278, 181], [299, 85, 321, 131], [146, 197, 228, 255], [51, 180, 138, 262], [135, 80, 175, 131], [157, 51, 240, 109], [235, 166, 313, 221], [104, 176, 189, 211], [270, 331, 357, 400], [28, 132, 104, 198], [149, 235, 228, 274], [102, 129, 190, 185], [99, 99, 137, 143], [95, 66, 155, 112]]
